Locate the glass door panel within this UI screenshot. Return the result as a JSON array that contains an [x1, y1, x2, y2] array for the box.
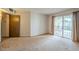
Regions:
[[54, 16, 63, 36], [63, 15, 72, 39]]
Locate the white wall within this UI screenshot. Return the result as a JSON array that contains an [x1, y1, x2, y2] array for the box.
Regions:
[[48, 15, 53, 34], [15, 11, 31, 36], [15, 11, 49, 36], [30, 12, 49, 36]]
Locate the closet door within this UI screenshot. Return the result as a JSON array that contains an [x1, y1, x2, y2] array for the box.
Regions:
[[9, 15, 20, 37]]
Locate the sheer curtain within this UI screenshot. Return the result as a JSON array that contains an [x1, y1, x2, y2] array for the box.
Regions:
[[73, 11, 79, 42]]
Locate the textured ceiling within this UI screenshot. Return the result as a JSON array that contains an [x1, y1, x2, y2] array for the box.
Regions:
[[15, 8, 70, 15]]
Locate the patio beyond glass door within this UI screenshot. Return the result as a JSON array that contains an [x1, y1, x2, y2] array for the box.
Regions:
[[54, 15, 72, 39]]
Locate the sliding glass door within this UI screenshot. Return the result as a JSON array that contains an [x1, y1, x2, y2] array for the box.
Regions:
[[54, 16, 63, 36], [63, 15, 72, 39], [54, 15, 72, 39]]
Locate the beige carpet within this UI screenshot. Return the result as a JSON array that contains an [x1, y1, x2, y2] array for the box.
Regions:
[[1, 35, 79, 51]]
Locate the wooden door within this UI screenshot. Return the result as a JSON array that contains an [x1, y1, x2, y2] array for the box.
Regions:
[[9, 15, 20, 37]]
